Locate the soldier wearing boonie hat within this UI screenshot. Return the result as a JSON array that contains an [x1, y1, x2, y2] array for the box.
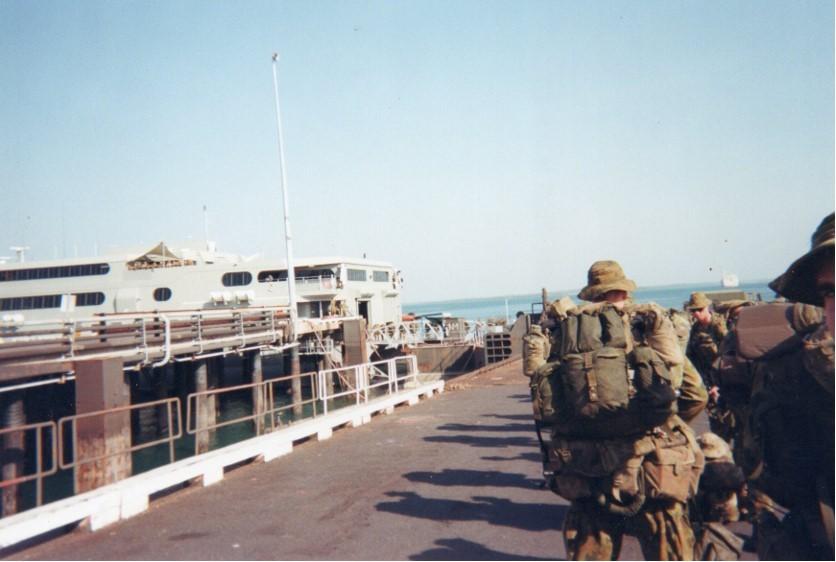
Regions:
[[685, 291, 728, 392], [749, 212, 834, 560], [770, 212, 834, 332], [556, 260, 706, 561]]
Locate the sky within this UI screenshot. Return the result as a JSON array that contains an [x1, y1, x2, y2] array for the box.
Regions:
[[1, 1, 833, 303]]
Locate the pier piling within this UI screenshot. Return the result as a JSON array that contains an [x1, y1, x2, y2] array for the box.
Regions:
[[244, 351, 264, 435], [73, 359, 131, 494], [1, 392, 25, 517], [194, 360, 218, 454]]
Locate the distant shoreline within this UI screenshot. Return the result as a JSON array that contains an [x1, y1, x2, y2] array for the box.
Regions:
[[404, 279, 773, 308]]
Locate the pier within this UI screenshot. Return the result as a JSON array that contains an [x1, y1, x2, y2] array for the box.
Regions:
[[1, 359, 754, 560], [0, 303, 488, 530]]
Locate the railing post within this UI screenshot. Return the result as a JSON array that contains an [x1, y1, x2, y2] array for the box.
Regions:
[[73, 359, 131, 494]]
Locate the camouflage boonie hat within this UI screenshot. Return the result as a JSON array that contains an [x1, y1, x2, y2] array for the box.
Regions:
[[577, 261, 637, 302], [686, 292, 712, 311], [715, 299, 753, 314], [770, 213, 835, 306]]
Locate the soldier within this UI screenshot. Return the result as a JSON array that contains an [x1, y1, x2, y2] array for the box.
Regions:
[[551, 260, 706, 561], [748, 212, 834, 560], [685, 292, 728, 382]]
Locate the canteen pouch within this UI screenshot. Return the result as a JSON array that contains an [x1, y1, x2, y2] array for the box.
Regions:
[[642, 423, 704, 503]]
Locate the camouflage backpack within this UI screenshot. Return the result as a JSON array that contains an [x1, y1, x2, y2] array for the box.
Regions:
[[550, 304, 678, 439]]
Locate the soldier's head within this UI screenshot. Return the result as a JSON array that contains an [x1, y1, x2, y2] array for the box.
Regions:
[[686, 292, 713, 326], [578, 260, 636, 309], [770, 213, 835, 333]]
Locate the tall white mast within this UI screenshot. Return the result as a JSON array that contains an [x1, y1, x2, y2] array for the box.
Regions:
[[271, 53, 298, 339]]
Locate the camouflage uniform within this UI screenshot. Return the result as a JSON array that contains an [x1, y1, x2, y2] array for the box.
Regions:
[[686, 312, 727, 384], [685, 296, 730, 439], [556, 261, 702, 561], [751, 213, 835, 560]]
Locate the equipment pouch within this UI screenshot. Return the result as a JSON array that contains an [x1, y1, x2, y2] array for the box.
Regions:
[[631, 346, 677, 427], [642, 425, 704, 503]]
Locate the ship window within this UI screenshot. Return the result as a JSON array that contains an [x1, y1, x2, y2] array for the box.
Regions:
[[75, 292, 105, 306], [153, 288, 172, 302], [222, 271, 252, 287], [258, 270, 288, 283], [0, 263, 110, 282], [372, 270, 389, 282], [0, 294, 63, 311], [347, 269, 366, 282]]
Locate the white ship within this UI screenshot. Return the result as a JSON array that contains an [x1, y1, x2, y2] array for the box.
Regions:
[[0, 241, 403, 326], [721, 271, 740, 288]]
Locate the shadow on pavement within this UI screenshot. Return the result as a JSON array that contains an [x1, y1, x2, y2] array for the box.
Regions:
[[436, 422, 536, 433], [410, 538, 561, 561], [481, 452, 543, 464], [424, 434, 538, 448], [376, 491, 567, 532], [482, 413, 532, 421], [403, 468, 542, 490]]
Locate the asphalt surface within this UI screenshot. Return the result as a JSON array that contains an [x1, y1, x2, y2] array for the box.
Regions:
[[4, 360, 751, 560]]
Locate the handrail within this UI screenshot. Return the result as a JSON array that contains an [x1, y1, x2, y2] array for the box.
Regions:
[[0, 306, 293, 372], [0, 421, 57, 507], [58, 397, 182, 470]]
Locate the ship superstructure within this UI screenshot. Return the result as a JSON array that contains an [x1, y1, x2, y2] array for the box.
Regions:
[[0, 241, 403, 326]]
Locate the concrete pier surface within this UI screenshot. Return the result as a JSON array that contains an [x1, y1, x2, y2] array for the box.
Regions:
[[5, 358, 751, 560]]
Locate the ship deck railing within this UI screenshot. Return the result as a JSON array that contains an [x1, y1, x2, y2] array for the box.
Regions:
[[367, 319, 486, 349]]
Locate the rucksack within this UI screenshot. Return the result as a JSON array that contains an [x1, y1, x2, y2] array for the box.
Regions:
[[522, 326, 550, 377], [551, 304, 678, 439]]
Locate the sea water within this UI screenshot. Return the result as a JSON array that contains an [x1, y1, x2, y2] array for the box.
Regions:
[[404, 281, 776, 321]]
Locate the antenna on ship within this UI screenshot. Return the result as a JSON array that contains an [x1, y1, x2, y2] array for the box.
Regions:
[[270, 53, 299, 343], [202, 204, 211, 251]]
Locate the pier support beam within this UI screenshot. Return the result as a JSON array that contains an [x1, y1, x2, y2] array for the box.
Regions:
[[244, 351, 264, 435], [195, 360, 218, 455], [74, 359, 131, 494], [1, 392, 25, 517]]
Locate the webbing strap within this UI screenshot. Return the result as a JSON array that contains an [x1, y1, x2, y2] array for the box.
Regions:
[[583, 352, 598, 402]]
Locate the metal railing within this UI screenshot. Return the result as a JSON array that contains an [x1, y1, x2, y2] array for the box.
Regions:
[[0, 356, 421, 515], [366, 320, 486, 348], [0, 421, 57, 507], [317, 356, 419, 415], [58, 397, 183, 470], [0, 306, 291, 372]]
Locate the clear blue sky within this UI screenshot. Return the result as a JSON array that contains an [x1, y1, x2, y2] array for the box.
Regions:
[[1, 1, 833, 302]]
